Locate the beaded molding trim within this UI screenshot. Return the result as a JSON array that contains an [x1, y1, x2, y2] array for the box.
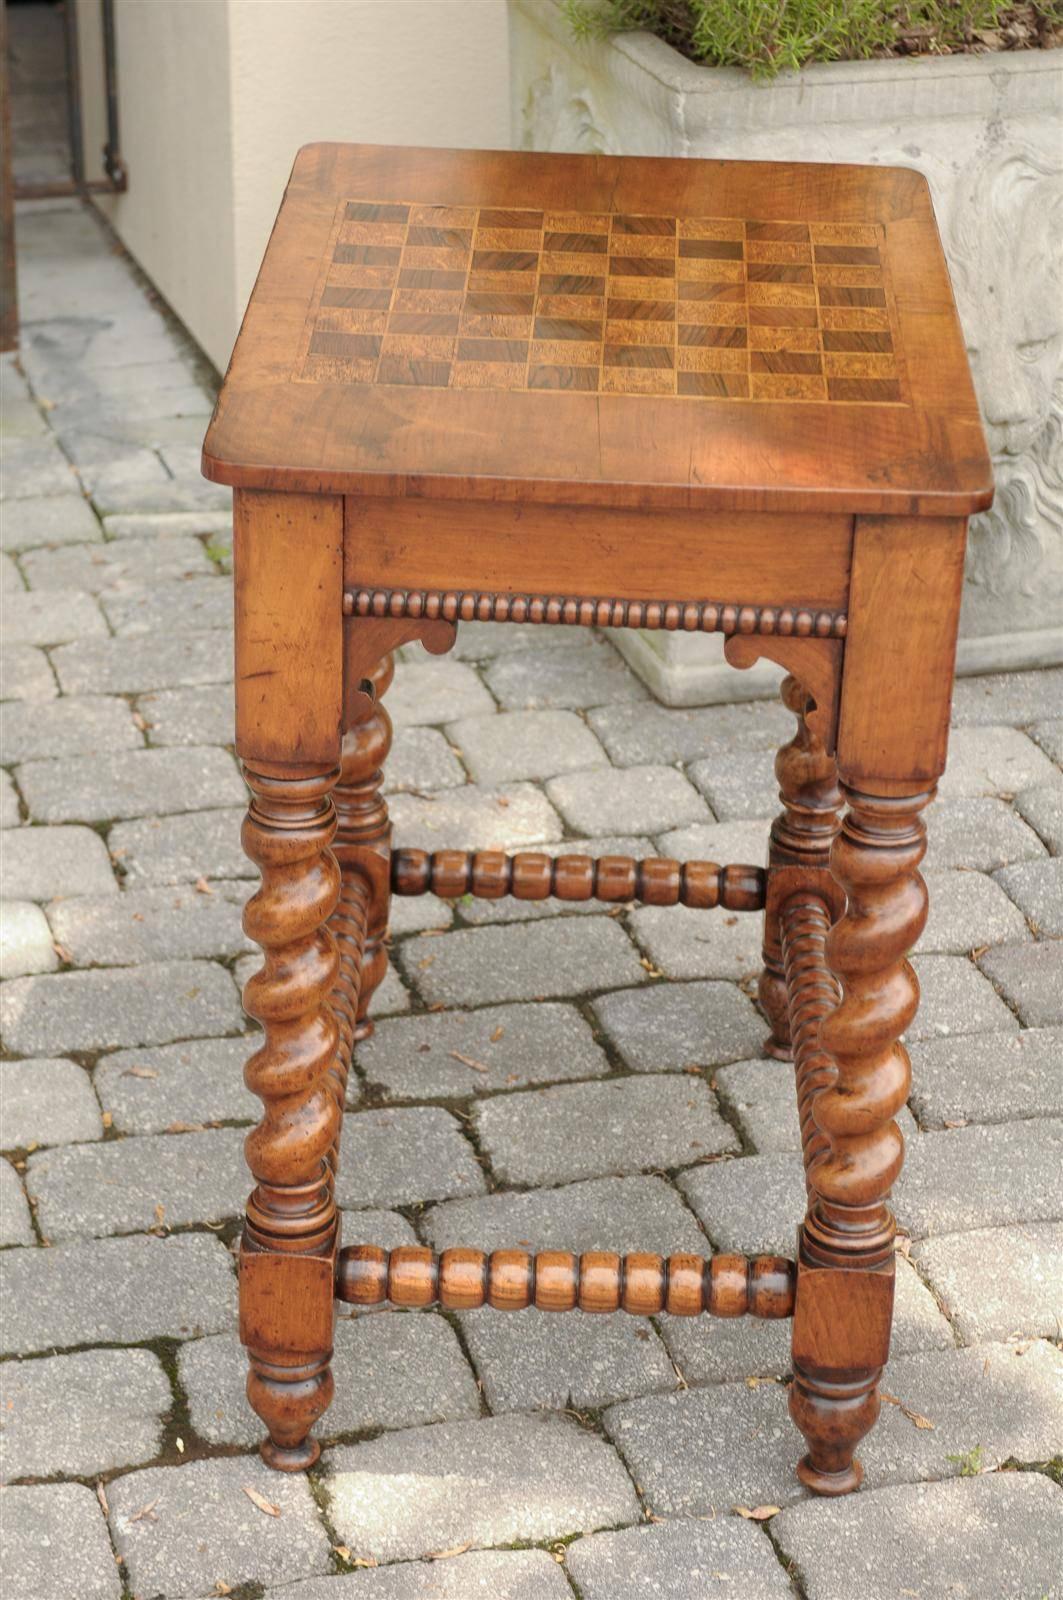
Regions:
[[343, 586, 848, 639]]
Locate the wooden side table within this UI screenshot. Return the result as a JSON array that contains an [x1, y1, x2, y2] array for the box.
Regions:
[[202, 144, 992, 1495]]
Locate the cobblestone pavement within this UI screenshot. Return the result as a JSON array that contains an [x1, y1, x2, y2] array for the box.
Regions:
[[1, 199, 1062, 1600]]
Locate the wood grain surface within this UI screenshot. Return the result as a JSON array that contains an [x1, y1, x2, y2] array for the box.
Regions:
[[203, 144, 992, 516]]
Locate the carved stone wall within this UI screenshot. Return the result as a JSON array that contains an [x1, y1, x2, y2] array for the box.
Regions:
[[512, 0, 1063, 697]]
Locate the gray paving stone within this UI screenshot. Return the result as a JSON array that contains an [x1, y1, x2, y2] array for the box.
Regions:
[[0, 822, 118, 898], [593, 980, 768, 1071], [0, 490, 101, 550], [94, 1035, 258, 1134], [334, 1210, 419, 1257], [908, 1028, 1063, 1127], [547, 763, 710, 836], [27, 1124, 247, 1241], [0, 769, 20, 826], [104, 508, 232, 541], [687, 746, 778, 821], [0, 958, 242, 1053], [48, 882, 250, 965], [449, 708, 607, 784], [567, 1516, 794, 1600], [0, 643, 58, 700], [714, 1058, 917, 1153], [109, 805, 249, 884], [398, 917, 648, 1006], [897, 1119, 1063, 1238], [271, 1549, 572, 1599], [655, 816, 770, 866], [354, 1002, 607, 1100], [772, 1472, 1063, 1600], [0, 693, 141, 762], [588, 696, 795, 766], [909, 954, 1020, 1040], [387, 893, 453, 935], [405, 622, 599, 665], [388, 780, 560, 854], [0, 1346, 169, 1481], [1016, 781, 1063, 854], [914, 1222, 1063, 1344], [385, 725, 466, 792], [20, 531, 213, 591], [485, 639, 649, 711], [1030, 717, 1063, 764], [604, 1378, 799, 1514], [0, 1232, 235, 1354], [139, 681, 236, 746], [604, 1339, 1063, 1514], [91, 465, 228, 517], [51, 629, 233, 695], [0, 1482, 121, 1600], [1, 585, 106, 645], [630, 903, 764, 982], [0, 552, 20, 592], [918, 869, 1029, 953], [182, 1311, 479, 1447], [686, 1123, 1063, 1249], [950, 667, 1063, 726], [18, 743, 244, 822], [427, 1174, 707, 1257], [1, 1057, 102, 1148], [995, 858, 1063, 935], [923, 797, 1048, 871], [333, 1106, 485, 1208], [861, 1339, 1063, 1483], [108, 1455, 332, 1599], [661, 1256, 951, 1386], [680, 1152, 804, 1255], [0, 1159, 33, 1246], [324, 1412, 640, 1562], [0, 436, 80, 499], [938, 724, 1058, 798], [100, 575, 233, 636], [387, 659, 496, 726], [0, 900, 57, 977], [458, 1302, 677, 1413], [367, 959, 411, 1020], [456, 834, 657, 925], [979, 940, 1063, 1026], [475, 1074, 738, 1186]]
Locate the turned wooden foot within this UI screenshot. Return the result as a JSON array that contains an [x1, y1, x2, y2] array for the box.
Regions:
[[761, 675, 842, 1059]]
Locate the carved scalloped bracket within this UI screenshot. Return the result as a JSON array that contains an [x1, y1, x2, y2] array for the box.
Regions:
[[344, 617, 457, 723], [724, 636, 844, 753]]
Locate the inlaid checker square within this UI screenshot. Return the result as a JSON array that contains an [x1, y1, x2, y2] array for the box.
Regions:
[[296, 202, 907, 404]]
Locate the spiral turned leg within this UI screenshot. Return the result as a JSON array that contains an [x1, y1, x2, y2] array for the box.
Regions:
[[239, 761, 342, 1471], [789, 784, 931, 1495], [761, 676, 843, 1058], [334, 651, 394, 1045]]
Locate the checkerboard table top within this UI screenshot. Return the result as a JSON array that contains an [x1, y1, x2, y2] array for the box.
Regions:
[[203, 144, 992, 516]]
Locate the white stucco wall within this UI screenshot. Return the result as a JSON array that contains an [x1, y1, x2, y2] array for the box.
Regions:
[[77, 0, 239, 370], [75, 0, 512, 371]]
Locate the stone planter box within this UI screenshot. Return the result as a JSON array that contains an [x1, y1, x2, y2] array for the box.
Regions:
[[511, 0, 1063, 702]]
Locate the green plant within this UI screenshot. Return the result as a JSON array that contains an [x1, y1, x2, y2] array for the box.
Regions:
[[946, 1443, 985, 1476], [563, 1, 1062, 78]]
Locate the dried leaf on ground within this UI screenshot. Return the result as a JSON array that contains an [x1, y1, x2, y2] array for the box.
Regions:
[[449, 1050, 489, 1073], [428, 1541, 473, 1560], [242, 1484, 281, 1517], [880, 1390, 935, 1429], [127, 1498, 160, 1524], [732, 1504, 780, 1521]]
